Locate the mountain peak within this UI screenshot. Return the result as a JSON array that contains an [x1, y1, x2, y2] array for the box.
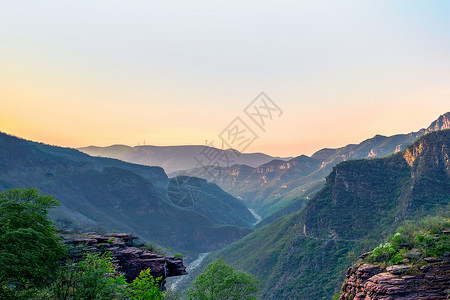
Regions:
[[426, 112, 450, 133]]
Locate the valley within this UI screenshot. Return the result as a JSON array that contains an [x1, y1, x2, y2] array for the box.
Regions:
[[1, 114, 449, 299], [2, 2, 450, 298]]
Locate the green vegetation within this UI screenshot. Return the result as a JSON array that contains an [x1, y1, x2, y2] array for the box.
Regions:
[[367, 215, 450, 265], [42, 252, 165, 300], [187, 259, 259, 300], [0, 188, 171, 300], [42, 252, 128, 299], [190, 130, 450, 299], [0, 131, 253, 258], [0, 188, 66, 299], [127, 269, 163, 300]]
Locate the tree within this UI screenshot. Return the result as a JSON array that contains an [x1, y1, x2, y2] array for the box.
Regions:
[[0, 188, 66, 298], [127, 268, 164, 300], [74, 252, 128, 299], [43, 252, 128, 300], [187, 259, 259, 300]]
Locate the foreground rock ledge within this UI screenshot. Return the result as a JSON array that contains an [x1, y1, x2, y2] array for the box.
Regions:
[[59, 231, 188, 288], [339, 261, 450, 300]]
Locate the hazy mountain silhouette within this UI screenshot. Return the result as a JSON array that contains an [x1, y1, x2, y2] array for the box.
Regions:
[[79, 145, 292, 174]]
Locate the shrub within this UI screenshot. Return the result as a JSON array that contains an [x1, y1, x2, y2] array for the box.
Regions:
[[365, 216, 450, 266]]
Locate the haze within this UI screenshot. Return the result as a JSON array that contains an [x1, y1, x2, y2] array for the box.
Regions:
[[1, 0, 449, 156]]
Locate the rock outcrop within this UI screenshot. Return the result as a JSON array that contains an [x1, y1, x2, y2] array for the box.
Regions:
[[339, 261, 450, 299], [59, 231, 187, 287]]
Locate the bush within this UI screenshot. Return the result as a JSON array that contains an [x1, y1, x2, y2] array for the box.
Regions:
[[368, 243, 396, 263], [366, 216, 450, 265]]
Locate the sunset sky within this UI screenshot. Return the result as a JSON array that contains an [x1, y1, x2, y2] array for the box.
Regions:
[[1, 1, 449, 156]]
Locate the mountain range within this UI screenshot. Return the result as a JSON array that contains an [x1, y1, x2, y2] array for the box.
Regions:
[[1, 112, 449, 299], [174, 112, 450, 218], [194, 129, 450, 299], [78, 145, 292, 174], [0, 132, 256, 259]]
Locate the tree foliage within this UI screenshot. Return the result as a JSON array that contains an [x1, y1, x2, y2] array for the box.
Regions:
[[187, 259, 259, 300], [127, 268, 164, 300], [0, 188, 66, 298], [0, 188, 170, 299], [43, 252, 128, 300]]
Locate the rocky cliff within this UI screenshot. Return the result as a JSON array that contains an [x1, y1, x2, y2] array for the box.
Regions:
[[339, 215, 450, 300], [339, 227, 450, 300], [339, 261, 449, 300], [59, 231, 187, 288]]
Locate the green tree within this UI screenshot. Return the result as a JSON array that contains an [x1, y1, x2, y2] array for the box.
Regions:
[[43, 252, 128, 300], [0, 188, 66, 298], [187, 259, 259, 300], [74, 252, 128, 299], [127, 268, 164, 300]]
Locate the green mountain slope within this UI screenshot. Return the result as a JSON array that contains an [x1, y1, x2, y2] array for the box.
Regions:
[[0, 132, 255, 258], [199, 130, 450, 299], [175, 112, 450, 218]]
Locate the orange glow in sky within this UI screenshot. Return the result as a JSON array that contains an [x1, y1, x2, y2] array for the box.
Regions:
[[1, 1, 449, 156]]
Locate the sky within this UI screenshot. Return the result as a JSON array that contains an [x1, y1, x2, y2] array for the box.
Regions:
[[0, 1, 449, 157]]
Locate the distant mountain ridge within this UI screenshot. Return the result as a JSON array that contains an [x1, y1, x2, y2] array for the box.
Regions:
[[0, 132, 256, 258], [175, 112, 450, 217], [78, 145, 292, 174]]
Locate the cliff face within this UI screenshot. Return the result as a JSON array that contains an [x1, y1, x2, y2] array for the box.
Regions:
[[339, 261, 450, 300], [60, 231, 187, 287]]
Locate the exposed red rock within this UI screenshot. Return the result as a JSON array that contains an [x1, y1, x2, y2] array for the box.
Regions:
[[339, 261, 450, 300], [59, 231, 187, 288]]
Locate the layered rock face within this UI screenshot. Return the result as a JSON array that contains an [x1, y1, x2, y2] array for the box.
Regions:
[[339, 261, 450, 299], [59, 231, 187, 287]]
